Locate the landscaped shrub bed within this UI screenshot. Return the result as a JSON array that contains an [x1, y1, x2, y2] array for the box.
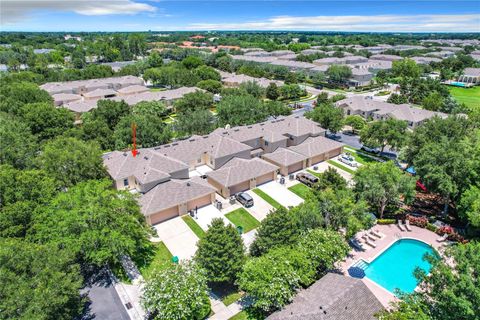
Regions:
[[407, 215, 428, 228], [436, 226, 467, 243], [377, 219, 396, 225]]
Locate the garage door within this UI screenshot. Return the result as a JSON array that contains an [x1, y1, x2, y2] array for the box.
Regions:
[[288, 161, 303, 174], [310, 153, 325, 165], [229, 180, 250, 195], [150, 206, 179, 225], [256, 172, 274, 186], [187, 194, 212, 211]]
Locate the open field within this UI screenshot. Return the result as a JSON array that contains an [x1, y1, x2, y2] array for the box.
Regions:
[[449, 86, 480, 110]]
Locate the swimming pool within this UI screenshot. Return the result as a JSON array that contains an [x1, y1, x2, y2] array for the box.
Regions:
[[363, 239, 435, 294], [449, 81, 466, 87]]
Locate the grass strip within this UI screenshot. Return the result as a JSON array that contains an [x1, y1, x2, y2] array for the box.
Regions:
[[225, 208, 260, 233], [252, 188, 284, 210], [182, 215, 206, 239]]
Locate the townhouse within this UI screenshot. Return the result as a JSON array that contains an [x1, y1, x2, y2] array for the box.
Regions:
[[335, 96, 447, 128], [458, 68, 480, 85], [103, 115, 344, 224]]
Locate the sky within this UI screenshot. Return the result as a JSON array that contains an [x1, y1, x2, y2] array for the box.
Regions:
[[1, 0, 479, 32]]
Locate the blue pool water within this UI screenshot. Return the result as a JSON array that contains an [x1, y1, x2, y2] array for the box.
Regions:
[[450, 81, 466, 87], [364, 239, 434, 294]]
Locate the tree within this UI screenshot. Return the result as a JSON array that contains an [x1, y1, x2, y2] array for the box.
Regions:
[[182, 56, 204, 69], [458, 186, 480, 228], [387, 93, 409, 104], [305, 102, 344, 134], [31, 179, 151, 267], [382, 242, 480, 320], [0, 238, 83, 320], [240, 81, 265, 99], [0, 112, 37, 169], [19, 102, 74, 140], [146, 51, 163, 68], [392, 58, 421, 79], [316, 92, 329, 104], [296, 229, 349, 274], [194, 65, 221, 81], [196, 79, 222, 93], [264, 100, 292, 117], [142, 261, 211, 320], [250, 207, 298, 257], [174, 91, 213, 113], [132, 100, 169, 118], [353, 162, 416, 218], [238, 248, 302, 313], [278, 84, 306, 100], [266, 82, 280, 100], [88, 99, 130, 130], [216, 94, 268, 127], [344, 114, 365, 134], [195, 218, 245, 284], [176, 109, 215, 137], [326, 65, 352, 84], [315, 167, 347, 191], [422, 91, 445, 111], [0, 81, 52, 113], [360, 118, 408, 153], [114, 114, 172, 149], [35, 137, 106, 188]]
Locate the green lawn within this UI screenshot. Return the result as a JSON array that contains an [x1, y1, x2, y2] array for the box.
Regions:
[[225, 208, 260, 233], [306, 169, 321, 178], [182, 215, 206, 238], [288, 183, 312, 199], [449, 86, 480, 110], [222, 291, 243, 306], [327, 160, 355, 174], [343, 147, 377, 165], [137, 242, 174, 280], [252, 188, 284, 210]]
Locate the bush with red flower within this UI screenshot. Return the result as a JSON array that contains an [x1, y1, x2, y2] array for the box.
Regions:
[[407, 215, 428, 228]]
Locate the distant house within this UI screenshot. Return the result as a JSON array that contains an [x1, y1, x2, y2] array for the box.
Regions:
[[458, 68, 480, 85], [336, 96, 447, 128], [411, 56, 442, 65], [267, 273, 384, 320]]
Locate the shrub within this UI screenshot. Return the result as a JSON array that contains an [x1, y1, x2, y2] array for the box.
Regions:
[[377, 219, 396, 225], [408, 215, 428, 228], [426, 223, 437, 232]]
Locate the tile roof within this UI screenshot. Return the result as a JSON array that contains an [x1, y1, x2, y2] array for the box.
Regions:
[[139, 177, 215, 215], [83, 88, 117, 99], [116, 84, 149, 95], [463, 67, 480, 77], [40, 75, 144, 94], [63, 99, 100, 113], [207, 157, 278, 187], [267, 273, 384, 320]]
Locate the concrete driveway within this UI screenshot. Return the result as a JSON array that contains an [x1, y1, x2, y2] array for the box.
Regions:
[[309, 161, 353, 182], [153, 217, 199, 260], [258, 181, 304, 208], [195, 205, 232, 231], [245, 190, 274, 221]]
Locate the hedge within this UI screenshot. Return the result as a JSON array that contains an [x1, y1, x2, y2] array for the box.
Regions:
[[377, 219, 396, 225]]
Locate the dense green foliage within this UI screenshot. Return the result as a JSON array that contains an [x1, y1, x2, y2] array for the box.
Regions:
[[305, 102, 344, 133], [195, 218, 246, 284], [142, 261, 211, 320]]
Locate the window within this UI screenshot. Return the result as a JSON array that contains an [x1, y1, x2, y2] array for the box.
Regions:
[[197, 158, 202, 163], [264, 141, 269, 146], [123, 179, 129, 187]]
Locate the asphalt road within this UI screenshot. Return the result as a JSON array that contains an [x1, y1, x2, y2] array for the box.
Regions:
[[80, 269, 130, 320]]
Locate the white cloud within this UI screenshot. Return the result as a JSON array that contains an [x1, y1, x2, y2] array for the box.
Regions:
[[187, 14, 480, 32], [1, 0, 156, 24]]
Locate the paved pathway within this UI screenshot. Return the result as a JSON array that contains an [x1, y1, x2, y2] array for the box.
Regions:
[[152, 216, 199, 260], [245, 190, 274, 221], [258, 181, 304, 208]]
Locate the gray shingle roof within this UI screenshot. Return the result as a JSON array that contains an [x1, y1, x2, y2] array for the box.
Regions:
[[288, 136, 344, 157], [103, 149, 188, 184], [267, 273, 384, 320], [207, 157, 278, 187], [139, 177, 215, 215], [262, 148, 307, 166]]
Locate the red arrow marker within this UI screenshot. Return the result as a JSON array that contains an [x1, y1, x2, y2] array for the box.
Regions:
[[131, 122, 138, 157]]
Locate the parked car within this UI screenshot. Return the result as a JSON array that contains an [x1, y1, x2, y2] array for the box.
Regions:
[[236, 192, 254, 208], [361, 145, 380, 154], [296, 172, 319, 187], [338, 153, 358, 167]]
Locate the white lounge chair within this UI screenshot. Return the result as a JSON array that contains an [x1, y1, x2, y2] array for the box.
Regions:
[[366, 233, 377, 241], [370, 229, 382, 238], [350, 238, 366, 251], [405, 220, 412, 232], [397, 220, 405, 231], [363, 237, 377, 248], [436, 233, 448, 242]]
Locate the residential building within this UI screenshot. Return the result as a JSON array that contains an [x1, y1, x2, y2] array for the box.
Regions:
[[267, 273, 384, 320], [411, 56, 442, 64], [336, 96, 447, 128], [103, 115, 344, 224], [458, 68, 480, 84], [40, 75, 144, 95], [369, 54, 402, 62]]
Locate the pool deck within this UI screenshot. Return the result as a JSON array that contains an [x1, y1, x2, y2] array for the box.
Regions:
[[338, 224, 447, 309]]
